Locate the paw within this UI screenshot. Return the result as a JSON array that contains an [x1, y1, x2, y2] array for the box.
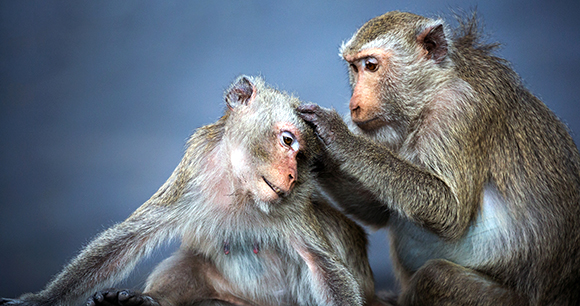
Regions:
[[86, 289, 160, 306], [297, 104, 345, 146]]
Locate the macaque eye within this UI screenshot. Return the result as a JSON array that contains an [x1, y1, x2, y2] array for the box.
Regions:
[[280, 131, 299, 151], [364, 57, 379, 72]]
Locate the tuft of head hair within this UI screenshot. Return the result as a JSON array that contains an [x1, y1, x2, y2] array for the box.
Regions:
[[451, 11, 501, 54]]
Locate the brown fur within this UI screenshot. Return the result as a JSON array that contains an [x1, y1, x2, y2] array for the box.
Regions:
[[299, 11, 580, 306]]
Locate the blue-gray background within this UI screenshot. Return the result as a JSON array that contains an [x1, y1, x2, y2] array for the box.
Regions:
[[1, 0, 579, 297]]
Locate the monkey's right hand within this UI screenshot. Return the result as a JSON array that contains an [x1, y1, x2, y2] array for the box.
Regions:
[[297, 103, 349, 149], [86, 289, 160, 306]]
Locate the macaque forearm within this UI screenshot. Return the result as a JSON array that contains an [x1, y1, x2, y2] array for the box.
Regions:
[[294, 239, 363, 306], [310, 252, 362, 306], [313, 155, 390, 227], [36, 208, 180, 306], [335, 133, 463, 238]]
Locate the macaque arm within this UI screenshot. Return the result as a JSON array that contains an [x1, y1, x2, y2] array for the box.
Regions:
[[19, 203, 185, 306], [299, 104, 477, 240], [313, 153, 390, 227], [401, 259, 528, 305], [291, 223, 364, 306], [144, 249, 253, 306]]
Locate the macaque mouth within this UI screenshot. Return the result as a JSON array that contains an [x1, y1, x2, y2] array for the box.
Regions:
[[262, 176, 285, 196], [353, 117, 387, 130]]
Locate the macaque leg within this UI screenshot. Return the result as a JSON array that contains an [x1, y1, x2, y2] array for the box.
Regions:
[[143, 249, 220, 305], [146, 249, 252, 306], [400, 259, 528, 306], [87, 250, 233, 306]]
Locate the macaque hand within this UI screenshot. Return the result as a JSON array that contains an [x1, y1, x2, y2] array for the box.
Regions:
[[297, 104, 348, 148]]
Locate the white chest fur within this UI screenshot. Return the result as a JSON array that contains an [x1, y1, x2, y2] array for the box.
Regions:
[[202, 230, 314, 305], [389, 186, 512, 272]]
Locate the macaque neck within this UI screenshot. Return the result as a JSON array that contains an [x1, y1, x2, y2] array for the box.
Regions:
[[195, 142, 239, 209]]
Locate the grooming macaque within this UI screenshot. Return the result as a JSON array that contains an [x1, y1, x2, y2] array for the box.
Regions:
[[299, 11, 580, 305], [0, 76, 384, 306]]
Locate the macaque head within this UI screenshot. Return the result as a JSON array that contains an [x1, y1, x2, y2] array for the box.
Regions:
[[222, 76, 318, 209], [339, 11, 451, 137]]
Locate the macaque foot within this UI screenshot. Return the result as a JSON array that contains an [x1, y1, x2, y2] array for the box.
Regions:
[[86, 289, 160, 306]]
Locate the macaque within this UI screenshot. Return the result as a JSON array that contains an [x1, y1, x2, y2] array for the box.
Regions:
[[298, 11, 580, 306], [0, 76, 384, 306]]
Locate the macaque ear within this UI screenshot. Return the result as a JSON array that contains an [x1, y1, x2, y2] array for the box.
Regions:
[[226, 75, 256, 110], [417, 24, 448, 64]]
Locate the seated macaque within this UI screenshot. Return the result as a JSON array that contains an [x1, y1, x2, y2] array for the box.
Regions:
[[1, 76, 387, 306]]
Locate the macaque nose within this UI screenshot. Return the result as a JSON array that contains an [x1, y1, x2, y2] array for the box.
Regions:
[[287, 170, 297, 187], [349, 97, 357, 111], [276, 156, 298, 193], [288, 173, 295, 185], [285, 157, 298, 188], [350, 99, 362, 120]]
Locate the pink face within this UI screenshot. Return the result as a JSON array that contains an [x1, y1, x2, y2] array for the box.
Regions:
[[344, 48, 392, 131], [226, 120, 303, 205], [257, 121, 301, 202]]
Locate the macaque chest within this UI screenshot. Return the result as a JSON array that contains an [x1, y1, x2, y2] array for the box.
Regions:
[[213, 237, 309, 303]]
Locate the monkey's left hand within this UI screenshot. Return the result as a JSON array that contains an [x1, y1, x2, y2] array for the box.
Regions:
[[297, 104, 350, 149]]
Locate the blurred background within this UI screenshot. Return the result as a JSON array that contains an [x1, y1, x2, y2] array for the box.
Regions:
[[1, 0, 579, 298]]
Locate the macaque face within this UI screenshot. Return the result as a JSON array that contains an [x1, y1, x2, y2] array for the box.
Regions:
[[344, 48, 393, 131], [224, 81, 311, 208], [255, 121, 301, 202]]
